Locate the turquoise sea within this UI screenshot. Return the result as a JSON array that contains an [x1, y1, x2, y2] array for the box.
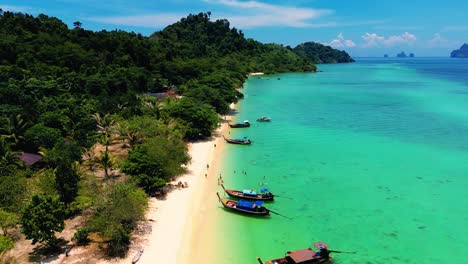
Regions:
[[215, 58, 468, 264]]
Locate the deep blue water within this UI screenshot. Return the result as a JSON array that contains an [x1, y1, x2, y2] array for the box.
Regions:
[[358, 58, 468, 84]]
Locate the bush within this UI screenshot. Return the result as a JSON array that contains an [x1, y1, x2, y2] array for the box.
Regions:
[[21, 195, 65, 245], [89, 184, 147, 256], [23, 123, 62, 151], [106, 224, 130, 257], [72, 227, 90, 245], [121, 137, 189, 193], [162, 98, 219, 140], [0, 235, 14, 253]]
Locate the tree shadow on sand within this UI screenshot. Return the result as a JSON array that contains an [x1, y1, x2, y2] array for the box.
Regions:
[[28, 238, 69, 263]]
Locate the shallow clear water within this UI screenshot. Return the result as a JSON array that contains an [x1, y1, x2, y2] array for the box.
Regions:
[[216, 58, 468, 264]]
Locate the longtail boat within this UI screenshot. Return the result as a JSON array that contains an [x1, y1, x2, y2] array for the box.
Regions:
[[228, 120, 250, 128], [216, 192, 270, 216], [257, 242, 332, 264], [223, 136, 252, 145], [257, 116, 272, 122], [221, 184, 274, 201]]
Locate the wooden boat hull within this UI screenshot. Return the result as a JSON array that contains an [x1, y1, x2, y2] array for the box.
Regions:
[[258, 242, 331, 264], [217, 193, 270, 217], [220, 199, 270, 216], [224, 138, 251, 145], [228, 122, 250, 128], [229, 124, 250, 128], [263, 257, 328, 264], [222, 186, 274, 201]]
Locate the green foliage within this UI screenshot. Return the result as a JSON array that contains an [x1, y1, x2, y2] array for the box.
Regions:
[[0, 170, 28, 213], [72, 227, 90, 245], [121, 137, 189, 193], [43, 140, 82, 206], [162, 98, 219, 140], [54, 163, 80, 206], [23, 123, 62, 151], [0, 209, 17, 235], [44, 140, 82, 166], [0, 10, 328, 255], [293, 42, 355, 64], [21, 195, 65, 245], [0, 235, 14, 253], [89, 183, 146, 256], [67, 173, 99, 215], [36, 169, 58, 197], [0, 138, 22, 168], [106, 224, 130, 257]]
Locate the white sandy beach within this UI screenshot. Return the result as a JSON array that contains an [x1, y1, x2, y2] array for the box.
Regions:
[[249, 72, 265, 76], [137, 139, 220, 264], [98, 105, 235, 264]]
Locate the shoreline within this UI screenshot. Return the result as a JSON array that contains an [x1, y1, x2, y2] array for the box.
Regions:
[[101, 104, 236, 264]]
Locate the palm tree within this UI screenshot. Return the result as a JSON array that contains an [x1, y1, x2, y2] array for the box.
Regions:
[[92, 113, 117, 178], [142, 97, 165, 119], [0, 114, 28, 145], [73, 21, 82, 29], [91, 113, 116, 137], [82, 148, 96, 171], [97, 136, 113, 178], [0, 138, 22, 167], [125, 131, 143, 149]]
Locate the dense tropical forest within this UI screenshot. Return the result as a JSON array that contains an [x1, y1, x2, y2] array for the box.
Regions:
[[293, 42, 355, 63], [0, 9, 351, 260]]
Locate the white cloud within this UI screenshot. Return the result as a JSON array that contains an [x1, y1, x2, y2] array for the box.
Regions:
[[84, 0, 333, 29], [85, 14, 185, 28], [428, 33, 445, 45], [361, 33, 385, 47], [361, 32, 417, 47], [327, 33, 356, 48], [428, 33, 461, 47], [204, 0, 333, 28], [383, 32, 416, 46]]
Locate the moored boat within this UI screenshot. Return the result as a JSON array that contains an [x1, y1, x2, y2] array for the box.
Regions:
[[221, 184, 274, 201], [229, 120, 250, 128], [257, 242, 333, 264], [223, 136, 252, 145], [217, 193, 270, 216], [257, 116, 272, 122]]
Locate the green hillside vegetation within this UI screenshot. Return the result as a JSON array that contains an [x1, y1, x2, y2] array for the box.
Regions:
[[293, 42, 355, 64], [0, 10, 316, 258]]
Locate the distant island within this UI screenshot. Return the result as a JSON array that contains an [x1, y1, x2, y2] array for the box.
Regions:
[[292, 42, 355, 64], [384, 54, 389, 58], [395, 51, 415, 58], [451, 43, 468, 58], [396, 52, 407, 58]]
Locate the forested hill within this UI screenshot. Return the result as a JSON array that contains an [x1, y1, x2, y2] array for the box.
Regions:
[[293, 42, 355, 63], [0, 11, 317, 259], [151, 13, 316, 84]]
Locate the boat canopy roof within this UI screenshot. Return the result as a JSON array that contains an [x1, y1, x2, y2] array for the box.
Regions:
[[286, 248, 318, 264], [237, 200, 263, 209], [243, 190, 257, 196], [260, 188, 270, 193], [244, 120, 250, 123]]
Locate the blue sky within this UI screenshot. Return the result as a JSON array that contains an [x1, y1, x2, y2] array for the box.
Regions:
[[2, 0, 468, 56]]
